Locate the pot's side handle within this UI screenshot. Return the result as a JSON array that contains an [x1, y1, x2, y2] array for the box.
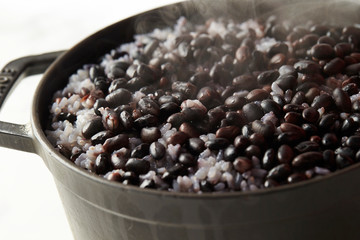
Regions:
[[0, 51, 65, 153]]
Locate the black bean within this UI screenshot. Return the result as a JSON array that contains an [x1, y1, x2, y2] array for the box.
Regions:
[[257, 70, 280, 85], [95, 153, 111, 175], [269, 53, 286, 69], [241, 124, 253, 137], [287, 173, 307, 183], [235, 45, 251, 63], [225, 111, 247, 127], [311, 94, 334, 110], [103, 134, 129, 153], [233, 157, 253, 173], [277, 145, 294, 164], [91, 130, 114, 145], [149, 142, 166, 160], [139, 127, 161, 144], [266, 163, 292, 181], [93, 99, 109, 116], [221, 86, 236, 101], [108, 62, 126, 79], [284, 112, 303, 125], [346, 136, 360, 149], [292, 152, 323, 169], [343, 83, 359, 96], [318, 114, 337, 131], [341, 118, 356, 136], [158, 95, 179, 105], [200, 180, 214, 192], [125, 158, 150, 175], [119, 110, 133, 130], [160, 102, 180, 119], [251, 120, 276, 139], [105, 88, 132, 108], [106, 171, 122, 182], [205, 138, 230, 150], [171, 81, 197, 99], [242, 103, 264, 122], [267, 42, 288, 57], [233, 135, 250, 151], [89, 65, 105, 81], [82, 116, 104, 139], [122, 171, 140, 185], [356, 150, 360, 162], [302, 123, 318, 137], [187, 138, 205, 154], [197, 87, 221, 109], [294, 141, 320, 153], [291, 91, 306, 105], [249, 133, 266, 147], [335, 154, 354, 169], [275, 74, 297, 91], [179, 123, 199, 139], [126, 77, 146, 91], [310, 43, 335, 60], [139, 86, 156, 95], [215, 126, 241, 140], [305, 87, 321, 103], [332, 88, 352, 113], [262, 148, 277, 170], [57, 112, 77, 124], [134, 114, 158, 128], [232, 74, 257, 90], [167, 132, 189, 146], [294, 60, 321, 74], [334, 42, 353, 58], [302, 107, 319, 123], [322, 133, 338, 149], [225, 95, 247, 110], [260, 99, 282, 116], [137, 98, 160, 117], [94, 77, 110, 94], [56, 144, 71, 159], [264, 179, 280, 188], [280, 122, 306, 137], [131, 143, 150, 158], [223, 145, 239, 162], [317, 36, 336, 46], [283, 104, 305, 113], [323, 149, 336, 170], [178, 153, 197, 167], [165, 163, 188, 180], [335, 147, 355, 159], [323, 58, 346, 75], [345, 63, 360, 76], [246, 89, 269, 102], [271, 94, 286, 107], [245, 144, 262, 159], [137, 64, 157, 83], [278, 65, 297, 77], [190, 72, 211, 86]]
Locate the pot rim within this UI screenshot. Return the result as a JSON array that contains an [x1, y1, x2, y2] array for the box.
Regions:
[[31, 0, 360, 200]]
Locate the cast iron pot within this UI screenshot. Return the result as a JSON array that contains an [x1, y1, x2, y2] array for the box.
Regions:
[[1, 1, 360, 239]]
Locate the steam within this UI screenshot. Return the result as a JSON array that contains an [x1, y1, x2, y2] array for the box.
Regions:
[[133, 0, 360, 35]]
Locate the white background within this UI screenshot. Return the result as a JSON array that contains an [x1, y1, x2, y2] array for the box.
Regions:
[[0, 1, 180, 239]]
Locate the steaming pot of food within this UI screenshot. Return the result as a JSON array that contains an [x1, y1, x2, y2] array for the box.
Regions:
[[1, 0, 360, 239]]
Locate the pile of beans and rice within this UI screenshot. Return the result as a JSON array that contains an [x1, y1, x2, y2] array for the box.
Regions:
[[46, 15, 360, 193]]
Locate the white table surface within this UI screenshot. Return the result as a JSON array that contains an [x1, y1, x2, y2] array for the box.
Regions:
[[0, 1, 180, 239]]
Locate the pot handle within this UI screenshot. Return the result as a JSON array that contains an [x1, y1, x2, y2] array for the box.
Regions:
[[0, 51, 65, 153]]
